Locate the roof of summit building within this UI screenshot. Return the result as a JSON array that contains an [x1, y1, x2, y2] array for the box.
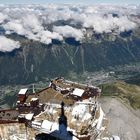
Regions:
[[71, 88, 85, 97], [18, 88, 28, 95], [26, 87, 75, 105]]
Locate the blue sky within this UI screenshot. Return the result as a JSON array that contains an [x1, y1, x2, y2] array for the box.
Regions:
[[0, 0, 140, 5]]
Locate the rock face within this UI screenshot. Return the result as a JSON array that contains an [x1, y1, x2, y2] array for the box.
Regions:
[[0, 31, 140, 85], [100, 97, 140, 140]]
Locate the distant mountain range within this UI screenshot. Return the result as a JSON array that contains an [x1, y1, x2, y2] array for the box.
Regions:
[[0, 4, 140, 85], [0, 30, 140, 85]]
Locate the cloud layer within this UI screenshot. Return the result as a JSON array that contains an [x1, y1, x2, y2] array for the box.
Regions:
[[0, 4, 139, 52]]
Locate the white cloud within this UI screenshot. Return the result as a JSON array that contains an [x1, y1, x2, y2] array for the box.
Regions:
[[3, 14, 63, 44], [36, 30, 63, 44], [0, 4, 139, 44], [113, 16, 136, 32], [81, 14, 137, 33], [0, 13, 7, 23], [0, 36, 20, 52], [22, 14, 43, 33], [4, 21, 25, 35], [53, 25, 84, 41]]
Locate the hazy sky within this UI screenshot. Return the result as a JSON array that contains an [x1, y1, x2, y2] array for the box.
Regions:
[[0, 0, 140, 5]]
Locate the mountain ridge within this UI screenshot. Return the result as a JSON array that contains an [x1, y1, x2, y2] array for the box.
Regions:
[[0, 31, 140, 85]]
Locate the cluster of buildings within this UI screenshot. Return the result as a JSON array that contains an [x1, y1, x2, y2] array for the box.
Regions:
[[0, 77, 120, 140]]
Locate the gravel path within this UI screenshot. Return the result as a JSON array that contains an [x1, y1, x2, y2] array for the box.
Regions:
[[99, 97, 140, 140]]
